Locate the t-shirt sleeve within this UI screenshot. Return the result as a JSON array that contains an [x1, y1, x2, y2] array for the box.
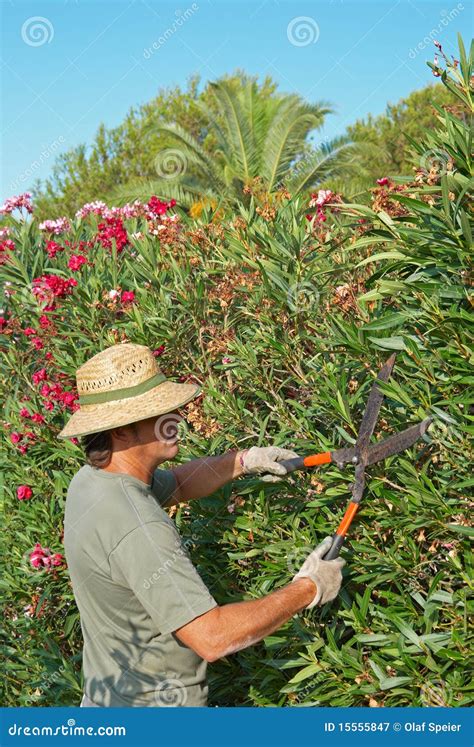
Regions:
[[109, 519, 218, 635], [150, 468, 178, 507]]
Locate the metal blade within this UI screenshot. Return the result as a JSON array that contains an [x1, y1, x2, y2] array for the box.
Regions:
[[355, 353, 396, 451], [365, 417, 433, 466]]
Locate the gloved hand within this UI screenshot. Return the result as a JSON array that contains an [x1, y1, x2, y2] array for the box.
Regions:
[[292, 536, 345, 608], [240, 445, 300, 483]]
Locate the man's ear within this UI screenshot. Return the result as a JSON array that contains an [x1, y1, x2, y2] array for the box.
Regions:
[[110, 423, 138, 444]]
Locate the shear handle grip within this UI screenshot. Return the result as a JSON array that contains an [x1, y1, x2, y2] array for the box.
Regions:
[[279, 452, 332, 474], [323, 534, 345, 560]]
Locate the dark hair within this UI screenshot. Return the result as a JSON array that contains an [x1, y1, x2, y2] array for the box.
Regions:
[[81, 422, 139, 468], [81, 430, 113, 468]]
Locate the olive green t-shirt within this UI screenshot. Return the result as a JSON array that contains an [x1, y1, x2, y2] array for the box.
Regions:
[[64, 463, 218, 707]]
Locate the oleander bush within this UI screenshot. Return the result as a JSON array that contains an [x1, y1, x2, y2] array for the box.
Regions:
[[1, 35, 472, 708]]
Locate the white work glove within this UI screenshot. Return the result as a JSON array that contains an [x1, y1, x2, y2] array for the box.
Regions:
[[292, 536, 345, 608], [240, 445, 300, 483]]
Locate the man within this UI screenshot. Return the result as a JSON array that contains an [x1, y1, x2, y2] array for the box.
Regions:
[[60, 343, 345, 707]]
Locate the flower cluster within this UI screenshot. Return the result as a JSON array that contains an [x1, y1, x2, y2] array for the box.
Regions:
[[0, 237, 15, 265], [95, 216, 129, 253], [306, 189, 342, 224], [39, 217, 71, 235], [68, 254, 88, 271], [30, 367, 79, 413], [45, 240, 64, 259], [29, 543, 64, 570], [32, 274, 77, 310], [0, 192, 33, 215], [9, 430, 38, 455]]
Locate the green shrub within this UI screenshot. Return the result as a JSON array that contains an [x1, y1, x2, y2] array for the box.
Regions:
[[1, 35, 472, 708]]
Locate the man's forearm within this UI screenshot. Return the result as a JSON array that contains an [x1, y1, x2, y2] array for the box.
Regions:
[[170, 449, 246, 502], [202, 579, 316, 662]]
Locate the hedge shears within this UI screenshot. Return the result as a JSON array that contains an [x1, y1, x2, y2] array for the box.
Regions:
[[278, 354, 432, 560]]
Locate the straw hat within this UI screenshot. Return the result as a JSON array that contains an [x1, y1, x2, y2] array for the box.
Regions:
[[57, 343, 201, 439]]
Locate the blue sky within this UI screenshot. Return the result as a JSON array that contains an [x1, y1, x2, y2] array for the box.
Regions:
[[0, 0, 467, 202]]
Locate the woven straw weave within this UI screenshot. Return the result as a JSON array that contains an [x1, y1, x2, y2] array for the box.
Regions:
[[58, 343, 200, 439]]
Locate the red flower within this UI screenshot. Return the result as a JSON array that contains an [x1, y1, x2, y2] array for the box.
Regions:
[[153, 345, 165, 357], [0, 316, 7, 332], [44, 401, 54, 411], [31, 336, 44, 350], [31, 413, 45, 424], [23, 327, 36, 336], [20, 408, 31, 418], [10, 432, 23, 444], [121, 291, 135, 304], [17, 485, 33, 501], [29, 543, 64, 570], [95, 216, 129, 253], [68, 254, 87, 271], [19, 445, 29, 454], [376, 177, 389, 186], [45, 352, 54, 361], [32, 368, 47, 385], [45, 240, 64, 259]]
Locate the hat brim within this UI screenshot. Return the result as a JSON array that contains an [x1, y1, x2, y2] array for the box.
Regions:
[[57, 381, 201, 440]]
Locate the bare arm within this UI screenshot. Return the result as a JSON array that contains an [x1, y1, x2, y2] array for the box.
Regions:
[[166, 450, 245, 506], [174, 578, 316, 663]]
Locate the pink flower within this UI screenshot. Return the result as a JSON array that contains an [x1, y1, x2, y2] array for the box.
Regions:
[[18, 444, 29, 454], [31, 336, 44, 350], [121, 291, 135, 304], [40, 383, 51, 397], [17, 485, 33, 501], [376, 177, 389, 186], [39, 217, 71, 235], [31, 413, 45, 424], [153, 345, 165, 357], [32, 368, 47, 385], [29, 543, 63, 570], [44, 401, 54, 411], [23, 327, 36, 336], [222, 356, 232, 364], [39, 315, 51, 329], [10, 432, 23, 444], [20, 408, 31, 418], [0, 192, 33, 215], [108, 289, 120, 300], [68, 254, 87, 271]]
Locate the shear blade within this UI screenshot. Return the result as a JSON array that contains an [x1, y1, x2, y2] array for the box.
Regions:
[[365, 417, 432, 466], [355, 353, 396, 451]]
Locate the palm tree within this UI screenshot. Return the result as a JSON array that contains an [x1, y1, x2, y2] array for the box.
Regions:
[[111, 77, 366, 210]]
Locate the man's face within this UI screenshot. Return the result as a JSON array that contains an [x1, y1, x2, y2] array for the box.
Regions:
[[131, 409, 185, 464]]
